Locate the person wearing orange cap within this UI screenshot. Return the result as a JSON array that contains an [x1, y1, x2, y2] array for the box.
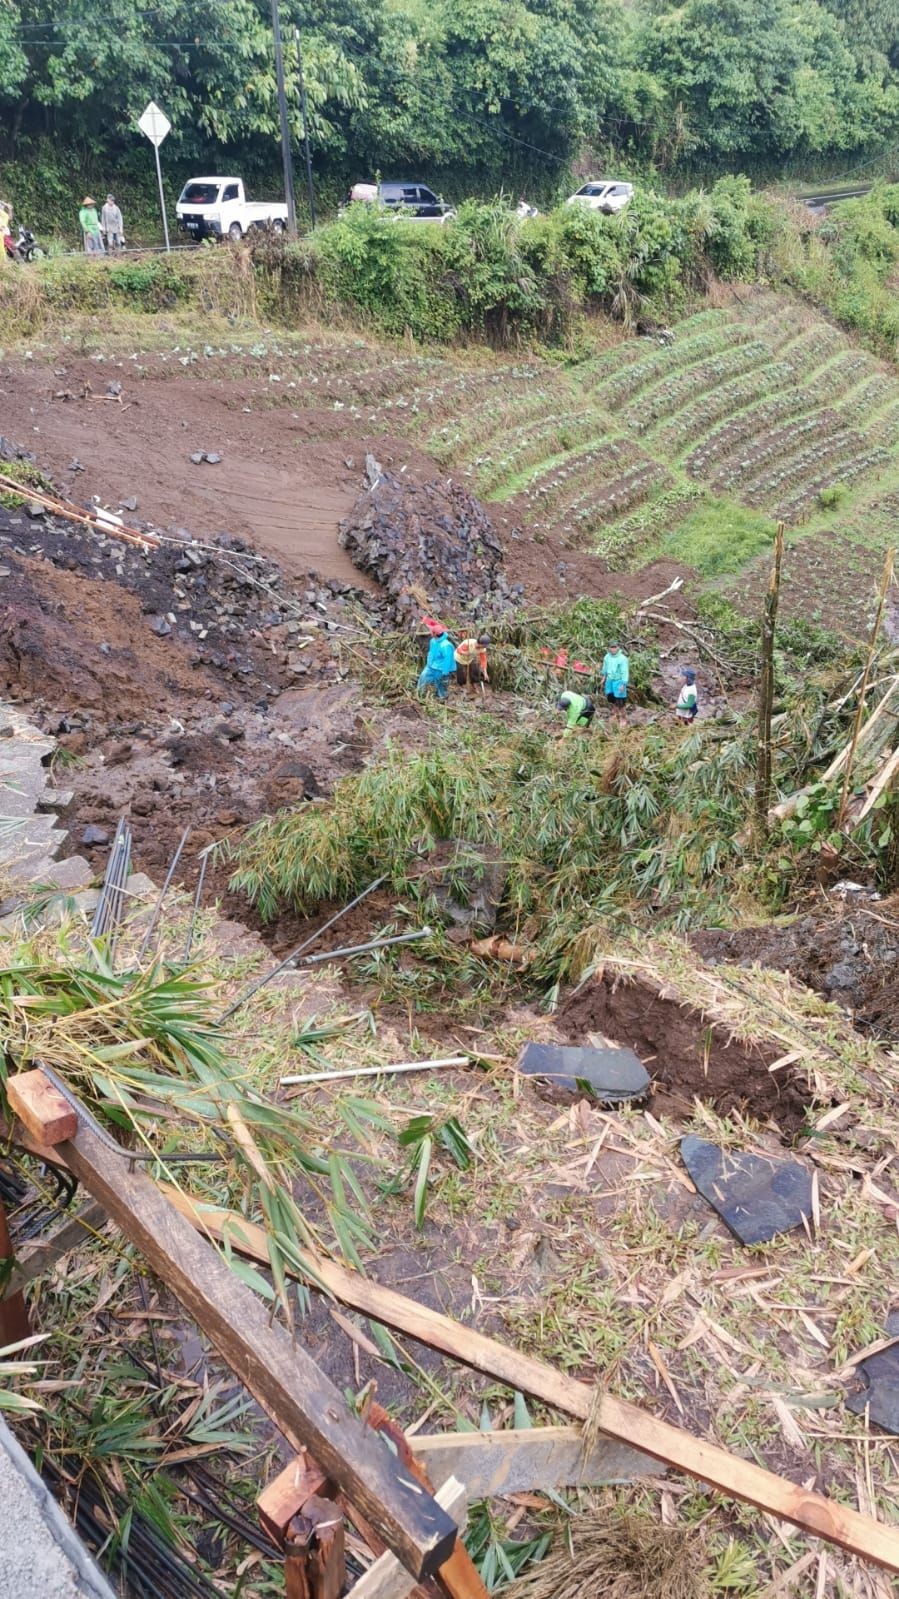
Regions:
[[417, 618, 456, 701], [79, 197, 104, 254]]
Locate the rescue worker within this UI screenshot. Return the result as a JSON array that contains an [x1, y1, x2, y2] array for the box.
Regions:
[[455, 633, 490, 694], [417, 618, 456, 701], [675, 668, 699, 722], [601, 641, 629, 718], [558, 690, 595, 734], [79, 197, 104, 254]]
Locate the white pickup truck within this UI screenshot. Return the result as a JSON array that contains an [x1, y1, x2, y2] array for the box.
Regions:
[[175, 177, 289, 242]]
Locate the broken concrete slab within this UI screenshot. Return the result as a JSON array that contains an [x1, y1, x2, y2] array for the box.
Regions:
[[516, 1042, 650, 1103], [680, 1135, 813, 1246], [0, 1416, 116, 1599]]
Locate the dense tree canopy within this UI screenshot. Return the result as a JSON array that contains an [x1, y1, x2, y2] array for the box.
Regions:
[[1, 0, 897, 199]]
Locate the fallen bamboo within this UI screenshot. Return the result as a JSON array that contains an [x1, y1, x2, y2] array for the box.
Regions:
[[848, 742, 899, 827], [755, 523, 784, 841], [768, 673, 899, 824], [0, 473, 159, 550], [838, 548, 895, 827], [156, 1186, 899, 1575]]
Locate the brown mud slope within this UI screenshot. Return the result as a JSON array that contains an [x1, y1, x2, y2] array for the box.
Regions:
[[695, 891, 899, 1041], [559, 972, 811, 1134], [0, 351, 689, 609]]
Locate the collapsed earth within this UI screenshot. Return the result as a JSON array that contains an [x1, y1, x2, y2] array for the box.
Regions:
[[2, 196, 899, 1599]]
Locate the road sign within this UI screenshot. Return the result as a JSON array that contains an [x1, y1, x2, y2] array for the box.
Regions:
[[137, 101, 172, 251], [138, 101, 171, 148]]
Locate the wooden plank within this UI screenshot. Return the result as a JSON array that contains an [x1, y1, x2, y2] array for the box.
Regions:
[[350, 1480, 467, 1599], [159, 1187, 899, 1576], [61, 1121, 457, 1582], [409, 1426, 662, 1498], [6, 1201, 106, 1296], [257, 1452, 329, 1541], [8, 1068, 78, 1145]]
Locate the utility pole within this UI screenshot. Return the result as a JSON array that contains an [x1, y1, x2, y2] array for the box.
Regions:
[[270, 0, 297, 236], [295, 25, 317, 228]]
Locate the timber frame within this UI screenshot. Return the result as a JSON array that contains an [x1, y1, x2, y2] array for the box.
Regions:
[[6, 1066, 899, 1597]]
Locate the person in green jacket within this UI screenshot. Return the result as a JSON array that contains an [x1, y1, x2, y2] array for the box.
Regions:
[[79, 196, 105, 255], [558, 690, 595, 734]]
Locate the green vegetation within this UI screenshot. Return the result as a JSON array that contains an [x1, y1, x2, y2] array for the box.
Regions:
[[229, 605, 890, 972], [2, 0, 898, 242], [647, 499, 779, 576]]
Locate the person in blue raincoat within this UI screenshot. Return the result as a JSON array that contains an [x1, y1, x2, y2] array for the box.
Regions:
[[417, 617, 456, 701]]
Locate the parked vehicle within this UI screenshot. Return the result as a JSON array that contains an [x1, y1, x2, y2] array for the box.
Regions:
[[566, 180, 634, 215], [175, 177, 289, 242], [3, 225, 43, 263], [347, 181, 455, 222]]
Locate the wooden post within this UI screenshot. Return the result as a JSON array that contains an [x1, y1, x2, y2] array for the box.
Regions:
[[755, 522, 785, 842], [838, 547, 896, 827], [58, 1119, 457, 1582]]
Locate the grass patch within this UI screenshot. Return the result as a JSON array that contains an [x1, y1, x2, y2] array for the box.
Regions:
[[0, 459, 52, 508], [648, 497, 779, 577]]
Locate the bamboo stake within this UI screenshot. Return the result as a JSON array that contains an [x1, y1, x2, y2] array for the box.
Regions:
[[755, 523, 785, 841], [838, 549, 896, 827], [0, 473, 159, 549]]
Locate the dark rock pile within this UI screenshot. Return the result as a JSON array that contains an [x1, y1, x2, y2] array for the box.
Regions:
[[338, 469, 522, 625]]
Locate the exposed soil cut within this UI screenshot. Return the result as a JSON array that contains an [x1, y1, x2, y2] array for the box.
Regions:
[[694, 892, 899, 1041], [558, 971, 811, 1135]]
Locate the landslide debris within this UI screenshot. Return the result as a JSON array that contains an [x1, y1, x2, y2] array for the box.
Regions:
[[338, 467, 522, 624]]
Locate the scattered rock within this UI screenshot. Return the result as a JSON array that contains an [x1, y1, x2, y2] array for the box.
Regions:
[[81, 823, 110, 846], [119, 495, 138, 513], [680, 1135, 813, 1245], [516, 1041, 650, 1104], [149, 616, 171, 636]]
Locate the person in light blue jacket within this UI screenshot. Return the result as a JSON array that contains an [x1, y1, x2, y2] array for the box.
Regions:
[[417, 618, 456, 700], [601, 641, 629, 721]]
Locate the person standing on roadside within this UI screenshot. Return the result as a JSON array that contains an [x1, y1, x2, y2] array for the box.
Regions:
[[101, 194, 125, 251], [601, 640, 629, 720], [0, 199, 12, 263], [79, 197, 105, 254], [417, 617, 456, 702]]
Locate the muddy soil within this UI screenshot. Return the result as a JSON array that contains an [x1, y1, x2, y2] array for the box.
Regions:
[[694, 891, 899, 1041], [558, 972, 811, 1135]]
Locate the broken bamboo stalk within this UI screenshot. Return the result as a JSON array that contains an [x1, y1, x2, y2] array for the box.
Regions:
[[0, 474, 159, 550], [156, 1186, 899, 1575], [755, 522, 784, 841], [768, 672, 899, 825], [848, 742, 899, 828], [838, 548, 896, 827]]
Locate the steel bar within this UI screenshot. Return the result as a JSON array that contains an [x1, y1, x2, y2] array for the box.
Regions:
[[136, 826, 191, 963], [218, 875, 386, 1022], [183, 846, 211, 962]]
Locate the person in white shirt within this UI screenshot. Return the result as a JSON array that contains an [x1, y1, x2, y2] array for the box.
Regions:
[[101, 194, 125, 251], [675, 668, 699, 722]]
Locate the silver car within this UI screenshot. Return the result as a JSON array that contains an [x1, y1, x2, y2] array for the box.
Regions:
[[567, 180, 634, 214]]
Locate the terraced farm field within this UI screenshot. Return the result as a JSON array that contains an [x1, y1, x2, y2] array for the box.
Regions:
[[7, 287, 898, 633]]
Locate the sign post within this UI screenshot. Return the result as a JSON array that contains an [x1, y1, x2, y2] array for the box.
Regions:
[[138, 100, 172, 252]]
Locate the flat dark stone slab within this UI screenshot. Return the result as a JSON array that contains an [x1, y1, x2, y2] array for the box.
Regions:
[[517, 1042, 650, 1103], [680, 1135, 813, 1245], [846, 1334, 899, 1433]]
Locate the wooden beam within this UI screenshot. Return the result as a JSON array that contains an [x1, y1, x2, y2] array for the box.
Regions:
[[6, 1201, 106, 1296], [60, 1122, 457, 1582], [158, 1188, 899, 1576], [350, 1480, 467, 1599], [7, 1069, 77, 1146], [257, 1452, 330, 1541], [409, 1426, 661, 1498]]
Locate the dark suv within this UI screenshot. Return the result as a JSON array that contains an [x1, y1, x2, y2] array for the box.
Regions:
[[348, 181, 455, 222]]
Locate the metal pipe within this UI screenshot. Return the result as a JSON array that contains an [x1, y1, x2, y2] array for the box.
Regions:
[[296, 926, 432, 966], [281, 1054, 468, 1087], [217, 875, 386, 1022]]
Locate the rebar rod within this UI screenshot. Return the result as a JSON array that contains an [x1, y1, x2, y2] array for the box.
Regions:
[[136, 826, 191, 963], [218, 874, 386, 1022]]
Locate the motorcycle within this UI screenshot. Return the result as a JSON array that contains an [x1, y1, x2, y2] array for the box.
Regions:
[[3, 225, 44, 263]]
